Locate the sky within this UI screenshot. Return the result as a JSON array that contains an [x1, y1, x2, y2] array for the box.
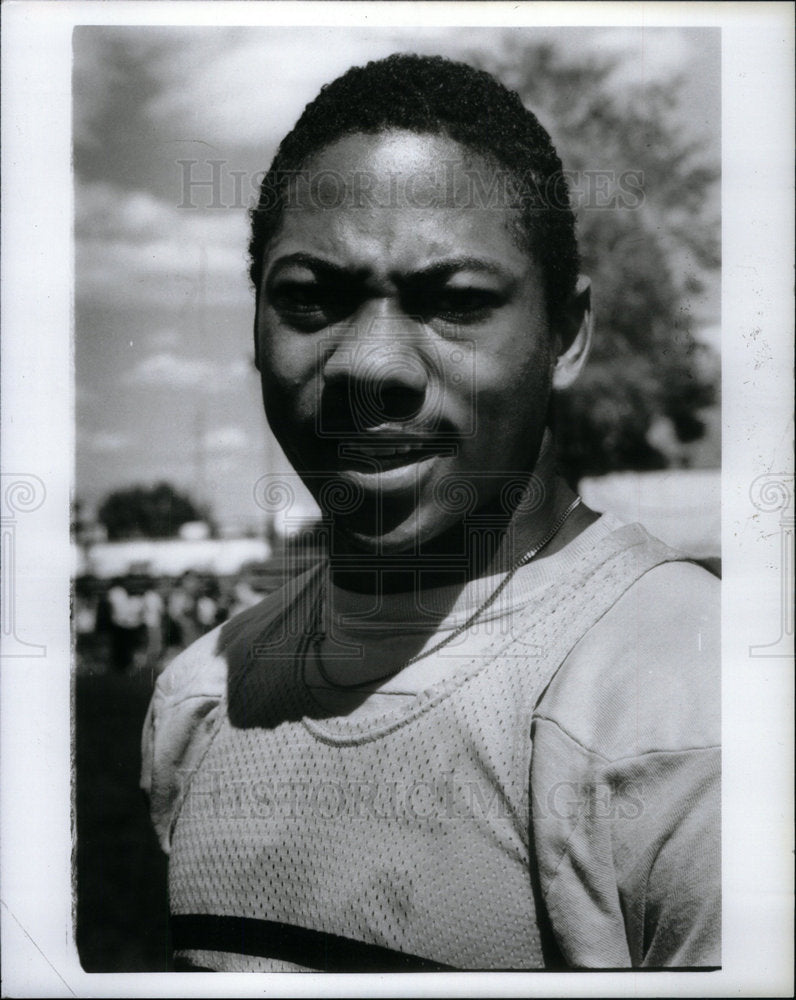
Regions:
[[73, 25, 721, 532]]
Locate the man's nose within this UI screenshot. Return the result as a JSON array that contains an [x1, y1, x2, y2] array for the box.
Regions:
[[321, 303, 429, 427]]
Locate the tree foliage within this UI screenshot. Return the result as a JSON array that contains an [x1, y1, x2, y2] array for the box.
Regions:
[[97, 482, 205, 540], [474, 41, 720, 481]]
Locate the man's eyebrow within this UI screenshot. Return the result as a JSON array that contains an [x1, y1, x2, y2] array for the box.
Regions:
[[266, 253, 350, 279], [408, 256, 513, 281], [265, 252, 515, 284], [404, 256, 517, 285]]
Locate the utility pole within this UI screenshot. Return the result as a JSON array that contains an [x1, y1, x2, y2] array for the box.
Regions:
[[194, 245, 209, 520]]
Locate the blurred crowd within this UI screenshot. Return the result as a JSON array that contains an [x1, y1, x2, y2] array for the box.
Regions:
[[74, 568, 271, 675]]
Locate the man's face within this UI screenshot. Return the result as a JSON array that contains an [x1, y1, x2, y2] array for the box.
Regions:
[[255, 131, 559, 553]]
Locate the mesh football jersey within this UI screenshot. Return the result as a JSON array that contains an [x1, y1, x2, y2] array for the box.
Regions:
[[166, 522, 685, 971]]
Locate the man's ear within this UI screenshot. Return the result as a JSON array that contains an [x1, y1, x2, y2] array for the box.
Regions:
[[551, 275, 592, 391]]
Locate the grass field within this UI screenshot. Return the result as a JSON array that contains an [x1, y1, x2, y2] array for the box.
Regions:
[[75, 662, 172, 971]]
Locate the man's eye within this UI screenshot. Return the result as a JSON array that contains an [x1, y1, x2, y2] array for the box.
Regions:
[[269, 282, 351, 328], [272, 281, 327, 311], [414, 287, 501, 323]]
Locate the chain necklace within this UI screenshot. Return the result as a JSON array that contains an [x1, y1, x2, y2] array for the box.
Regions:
[[305, 495, 583, 693]]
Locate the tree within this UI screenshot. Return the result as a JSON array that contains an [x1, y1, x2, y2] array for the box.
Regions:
[[97, 482, 208, 540], [473, 40, 720, 482]]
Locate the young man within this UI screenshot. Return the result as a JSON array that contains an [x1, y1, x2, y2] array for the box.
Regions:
[[141, 54, 720, 971]]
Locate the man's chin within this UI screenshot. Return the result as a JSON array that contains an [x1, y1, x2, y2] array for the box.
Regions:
[[332, 524, 424, 558], [329, 509, 456, 560]]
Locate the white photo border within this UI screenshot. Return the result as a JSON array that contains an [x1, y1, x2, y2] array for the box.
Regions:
[[1, 1, 793, 997]]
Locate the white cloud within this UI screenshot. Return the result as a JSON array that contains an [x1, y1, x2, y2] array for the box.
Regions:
[[141, 30, 450, 149], [124, 351, 250, 391], [76, 183, 167, 243], [125, 352, 210, 388], [203, 425, 249, 453], [131, 27, 510, 153], [147, 327, 181, 350], [75, 179, 252, 309], [81, 430, 129, 453]]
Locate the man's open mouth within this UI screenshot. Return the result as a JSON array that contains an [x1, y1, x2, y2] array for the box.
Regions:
[[338, 441, 435, 471]]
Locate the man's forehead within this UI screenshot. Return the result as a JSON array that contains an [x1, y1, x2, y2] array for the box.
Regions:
[[282, 129, 523, 214]]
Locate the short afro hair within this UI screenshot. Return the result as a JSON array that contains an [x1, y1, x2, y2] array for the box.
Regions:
[[249, 53, 579, 321]]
